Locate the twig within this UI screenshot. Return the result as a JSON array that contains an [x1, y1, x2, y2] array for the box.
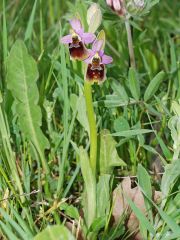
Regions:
[[0, 189, 40, 202]]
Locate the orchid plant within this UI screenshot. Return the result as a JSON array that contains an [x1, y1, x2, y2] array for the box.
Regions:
[[60, 4, 113, 238], [61, 13, 112, 177]]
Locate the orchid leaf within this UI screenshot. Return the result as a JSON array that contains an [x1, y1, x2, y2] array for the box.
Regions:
[[7, 40, 50, 172]]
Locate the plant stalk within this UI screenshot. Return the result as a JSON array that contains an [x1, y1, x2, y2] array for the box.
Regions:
[[125, 19, 136, 69], [84, 81, 97, 176]]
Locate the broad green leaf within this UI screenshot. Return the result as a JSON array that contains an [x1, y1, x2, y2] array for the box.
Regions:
[[89, 217, 106, 233], [112, 129, 153, 137], [112, 81, 129, 102], [114, 117, 130, 133], [128, 67, 140, 100], [79, 147, 96, 227], [96, 174, 111, 217], [99, 129, 126, 175], [34, 225, 75, 240], [7, 40, 49, 172], [59, 203, 79, 220], [144, 71, 165, 101], [126, 197, 156, 235]]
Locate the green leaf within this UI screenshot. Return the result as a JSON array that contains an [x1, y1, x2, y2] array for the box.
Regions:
[[79, 147, 96, 227], [112, 129, 153, 137], [128, 67, 140, 100], [7, 40, 49, 172], [126, 197, 156, 236], [114, 117, 130, 133], [144, 49, 158, 76], [70, 93, 89, 135], [34, 225, 75, 240], [140, 189, 180, 235], [156, 135, 172, 160], [144, 71, 165, 101], [60, 203, 79, 220], [138, 164, 152, 200], [112, 81, 129, 102], [0, 221, 19, 240], [0, 208, 31, 240], [137, 164, 153, 223], [96, 174, 111, 217], [89, 217, 106, 233], [99, 129, 126, 175], [10, 207, 33, 238], [161, 160, 180, 207], [24, 0, 38, 41]]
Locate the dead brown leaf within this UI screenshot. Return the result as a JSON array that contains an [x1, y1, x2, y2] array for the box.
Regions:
[[112, 177, 161, 240]]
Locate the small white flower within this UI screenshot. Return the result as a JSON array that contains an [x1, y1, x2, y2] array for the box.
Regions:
[[133, 0, 145, 8]]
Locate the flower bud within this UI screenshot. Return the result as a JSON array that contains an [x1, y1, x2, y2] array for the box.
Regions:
[[125, 0, 145, 15], [107, 0, 145, 17], [133, 0, 145, 8], [87, 3, 102, 33], [106, 0, 126, 16]]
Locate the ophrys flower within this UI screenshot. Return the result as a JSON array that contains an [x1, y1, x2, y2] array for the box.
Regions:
[[84, 40, 113, 83], [61, 18, 96, 60]]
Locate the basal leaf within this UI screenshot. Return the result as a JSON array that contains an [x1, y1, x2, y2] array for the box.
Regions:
[[7, 40, 50, 172], [96, 174, 111, 218]]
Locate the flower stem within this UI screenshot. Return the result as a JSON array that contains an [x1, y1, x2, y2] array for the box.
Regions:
[[84, 81, 97, 176], [125, 19, 136, 69]]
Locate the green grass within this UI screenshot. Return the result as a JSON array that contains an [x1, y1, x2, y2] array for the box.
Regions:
[[0, 0, 180, 239]]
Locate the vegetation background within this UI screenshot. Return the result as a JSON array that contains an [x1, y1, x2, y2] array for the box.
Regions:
[[0, 0, 179, 239]]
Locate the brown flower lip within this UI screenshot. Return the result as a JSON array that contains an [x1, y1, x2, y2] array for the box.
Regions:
[[86, 63, 105, 83], [69, 41, 88, 61]]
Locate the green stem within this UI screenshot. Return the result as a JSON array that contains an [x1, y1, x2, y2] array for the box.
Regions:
[[84, 81, 97, 176], [125, 19, 136, 69]]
